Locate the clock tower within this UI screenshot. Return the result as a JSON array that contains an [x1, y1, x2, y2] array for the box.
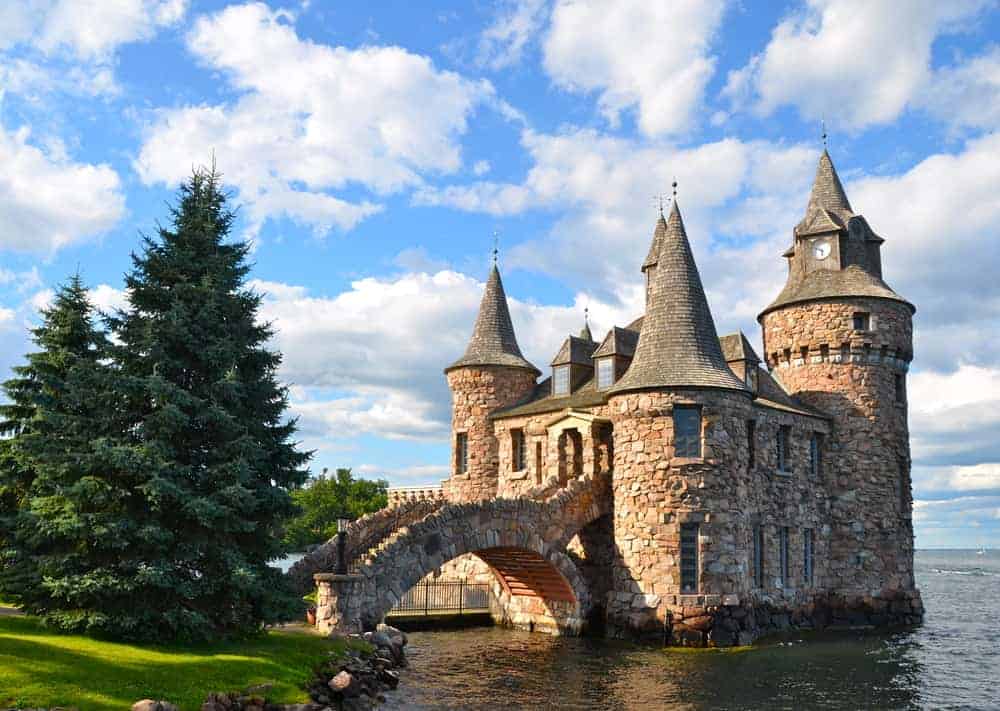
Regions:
[[759, 148, 919, 606]]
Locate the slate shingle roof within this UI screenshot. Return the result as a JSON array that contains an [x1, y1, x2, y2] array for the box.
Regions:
[[719, 332, 761, 364], [446, 265, 540, 375], [642, 214, 667, 272], [761, 265, 913, 317], [592, 326, 639, 359], [551, 335, 598, 366], [795, 149, 853, 236], [608, 202, 748, 394]]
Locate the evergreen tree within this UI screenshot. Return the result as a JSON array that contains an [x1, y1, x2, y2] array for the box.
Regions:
[[0, 276, 112, 610], [102, 166, 310, 640]]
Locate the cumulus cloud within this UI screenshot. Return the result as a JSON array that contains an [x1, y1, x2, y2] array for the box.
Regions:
[[541, 0, 726, 136], [0, 124, 125, 253], [136, 2, 495, 236], [723, 0, 990, 130], [0, 0, 187, 97], [918, 46, 1000, 132]]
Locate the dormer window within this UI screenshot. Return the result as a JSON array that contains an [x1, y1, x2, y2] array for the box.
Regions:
[[553, 365, 570, 395], [597, 357, 614, 388], [745, 366, 757, 391]]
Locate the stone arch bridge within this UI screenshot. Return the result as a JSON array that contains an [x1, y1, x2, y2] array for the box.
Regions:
[[292, 472, 611, 635]]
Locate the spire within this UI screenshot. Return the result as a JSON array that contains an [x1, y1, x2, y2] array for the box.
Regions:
[[611, 201, 747, 394], [808, 150, 852, 215], [642, 213, 668, 272], [579, 307, 593, 341], [446, 265, 540, 375]]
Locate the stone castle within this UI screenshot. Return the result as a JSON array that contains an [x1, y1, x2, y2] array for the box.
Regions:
[[300, 148, 923, 646]]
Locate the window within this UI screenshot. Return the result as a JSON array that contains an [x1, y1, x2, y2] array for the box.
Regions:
[[752, 524, 764, 588], [456, 432, 468, 474], [673, 405, 702, 458], [535, 442, 543, 484], [745, 366, 757, 391], [800, 346, 809, 362], [852, 312, 870, 331], [804, 529, 814, 585], [820, 344, 829, 360], [777, 426, 791, 472], [597, 357, 615, 388], [747, 420, 756, 471], [779, 526, 790, 587], [680, 523, 699, 593], [553, 365, 570, 395], [895, 373, 905, 403], [809, 433, 821, 478], [512, 429, 526, 471]]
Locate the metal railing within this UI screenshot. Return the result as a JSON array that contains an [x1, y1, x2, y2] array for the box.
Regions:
[[388, 581, 491, 616]]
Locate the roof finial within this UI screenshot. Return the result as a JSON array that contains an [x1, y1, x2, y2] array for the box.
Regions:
[[492, 230, 500, 266], [672, 177, 678, 200], [584, 305, 589, 326], [821, 119, 828, 149], [653, 193, 667, 215]]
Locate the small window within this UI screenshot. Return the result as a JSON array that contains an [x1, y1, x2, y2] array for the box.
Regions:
[[800, 346, 809, 362], [809, 433, 821, 478], [747, 420, 756, 471], [752, 524, 764, 588], [820, 344, 829, 360], [852, 312, 870, 331], [804, 528, 814, 585], [673, 405, 702, 458], [597, 357, 615, 388], [779, 526, 790, 587], [840, 342, 851, 361], [535, 441, 543, 484], [680, 523, 699, 593], [512, 429, 526, 471], [894, 373, 905, 403], [456, 432, 468, 474], [553, 365, 570, 395], [899, 458, 910, 515], [745, 366, 757, 391], [777, 426, 791, 472]]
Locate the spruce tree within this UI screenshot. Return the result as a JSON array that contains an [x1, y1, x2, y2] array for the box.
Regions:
[[0, 276, 113, 611], [103, 166, 310, 640]]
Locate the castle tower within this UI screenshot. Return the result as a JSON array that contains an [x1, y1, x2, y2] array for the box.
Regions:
[[443, 264, 539, 502], [607, 201, 752, 638], [758, 149, 919, 601]]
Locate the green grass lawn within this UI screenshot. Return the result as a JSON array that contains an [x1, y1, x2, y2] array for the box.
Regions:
[[0, 616, 349, 710]]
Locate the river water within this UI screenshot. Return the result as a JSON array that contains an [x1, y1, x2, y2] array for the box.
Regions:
[[382, 550, 999, 710]]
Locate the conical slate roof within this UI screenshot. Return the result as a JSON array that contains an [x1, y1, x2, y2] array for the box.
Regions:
[[795, 149, 854, 236], [446, 265, 540, 375], [642, 214, 668, 271], [610, 202, 748, 394]]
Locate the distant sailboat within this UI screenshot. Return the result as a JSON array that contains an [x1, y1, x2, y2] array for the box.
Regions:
[[976, 546, 986, 556]]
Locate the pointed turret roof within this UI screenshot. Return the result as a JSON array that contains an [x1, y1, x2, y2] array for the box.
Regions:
[[610, 202, 747, 394], [446, 265, 540, 375], [642, 213, 668, 271], [579, 319, 593, 342]]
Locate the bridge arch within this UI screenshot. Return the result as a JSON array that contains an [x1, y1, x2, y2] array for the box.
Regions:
[[315, 473, 611, 635]]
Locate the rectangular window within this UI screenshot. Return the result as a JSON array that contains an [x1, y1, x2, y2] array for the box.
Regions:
[[895, 373, 905, 403], [745, 366, 757, 391], [456, 432, 468, 474], [852, 312, 870, 331], [747, 420, 756, 471], [809, 434, 821, 478], [535, 441, 543, 484], [553, 365, 570, 395], [777, 426, 791, 472], [804, 528, 814, 585], [899, 458, 910, 515], [820, 343, 829, 360], [673, 405, 702, 458], [597, 357, 615, 389], [752, 524, 764, 588], [680, 523, 699, 593], [512, 429, 526, 471], [779, 526, 790, 587]]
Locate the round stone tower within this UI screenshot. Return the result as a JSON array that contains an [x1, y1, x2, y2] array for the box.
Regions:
[[758, 150, 920, 606], [607, 202, 752, 639], [443, 264, 539, 503]]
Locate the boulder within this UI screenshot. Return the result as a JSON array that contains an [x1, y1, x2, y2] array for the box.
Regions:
[[329, 670, 360, 698], [685, 615, 714, 631], [133, 701, 178, 711]]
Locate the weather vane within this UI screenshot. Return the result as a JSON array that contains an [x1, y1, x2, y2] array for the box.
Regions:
[[653, 194, 667, 215], [821, 119, 828, 148], [672, 177, 678, 200], [492, 230, 500, 265]]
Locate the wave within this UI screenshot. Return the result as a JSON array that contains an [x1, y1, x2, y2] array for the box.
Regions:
[[927, 567, 1000, 577]]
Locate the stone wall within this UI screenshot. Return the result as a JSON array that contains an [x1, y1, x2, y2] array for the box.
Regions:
[[761, 298, 917, 598], [387, 485, 444, 508], [443, 366, 538, 503]]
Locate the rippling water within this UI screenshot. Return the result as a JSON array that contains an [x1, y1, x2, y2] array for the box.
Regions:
[[383, 550, 1000, 710]]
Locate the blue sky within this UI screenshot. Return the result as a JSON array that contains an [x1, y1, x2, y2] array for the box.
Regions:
[[1, 0, 998, 548]]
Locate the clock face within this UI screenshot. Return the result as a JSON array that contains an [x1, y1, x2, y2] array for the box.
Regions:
[[813, 240, 831, 260]]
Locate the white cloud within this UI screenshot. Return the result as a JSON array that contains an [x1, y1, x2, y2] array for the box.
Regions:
[[356, 463, 450, 486], [723, 0, 990, 130], [88, 283, 128, 314], [0, 123, 125, 253], [0, 0, 187, 97], [136, 2, 494, 236], [477, 0, 548, 70], [0, 266, 42, 293], [918, 46, 1000, 132], [542, 0, 726, 136], [472, 159, 491, 176]]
